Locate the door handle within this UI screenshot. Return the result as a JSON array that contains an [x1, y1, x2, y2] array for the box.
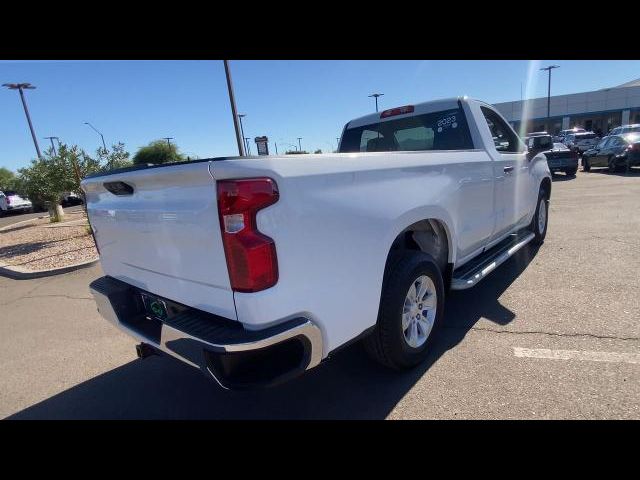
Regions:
[[503, 165, 514, 173]]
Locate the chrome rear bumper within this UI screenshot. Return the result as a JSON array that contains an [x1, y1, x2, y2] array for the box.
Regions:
[[90, 276, 323, 389]]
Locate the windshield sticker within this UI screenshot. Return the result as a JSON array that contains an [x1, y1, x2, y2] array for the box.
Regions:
[[436, 115, 458, 132]]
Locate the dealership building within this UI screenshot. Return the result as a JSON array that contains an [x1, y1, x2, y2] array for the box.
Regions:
[[493, 78, 640, 136]]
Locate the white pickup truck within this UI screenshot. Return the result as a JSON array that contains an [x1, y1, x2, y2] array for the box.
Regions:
[[82, 97, 552, 389]]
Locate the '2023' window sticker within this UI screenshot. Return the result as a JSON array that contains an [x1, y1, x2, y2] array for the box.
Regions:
[[436, 113, 458, 133]]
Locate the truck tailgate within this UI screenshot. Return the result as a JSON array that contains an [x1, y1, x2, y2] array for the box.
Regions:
[[82, 161, 236, 320]]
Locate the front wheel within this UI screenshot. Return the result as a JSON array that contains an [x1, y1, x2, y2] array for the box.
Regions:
[[583, 157, 591, 172], [565, 167, 577, 176], [364, 252, 445, 370], [530, 187, 549, 245], [608, 156, 618, 173]]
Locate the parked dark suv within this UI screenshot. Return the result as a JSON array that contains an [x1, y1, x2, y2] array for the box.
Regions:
[[582, 133, 640, 172], [526, 134, 578, 176]]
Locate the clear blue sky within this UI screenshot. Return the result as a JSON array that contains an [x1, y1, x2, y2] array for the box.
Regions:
[[2, 60, 639, 172]]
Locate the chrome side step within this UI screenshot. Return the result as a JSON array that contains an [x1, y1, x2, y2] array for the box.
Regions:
[[451, 232, 535, 290]]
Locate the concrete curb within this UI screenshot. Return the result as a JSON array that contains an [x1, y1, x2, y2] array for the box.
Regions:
[[0, 257, 100, 280]]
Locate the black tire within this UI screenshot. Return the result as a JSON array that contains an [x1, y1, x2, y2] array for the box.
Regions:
[[565, 167, 577, 176], [583, 157, 591, 172], [530, 186, 549, 245], [608, 156, 618, 173], [364, 251, 445, 370]]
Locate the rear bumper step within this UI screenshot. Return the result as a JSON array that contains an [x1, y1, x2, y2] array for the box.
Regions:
[[451, 232, 535, 290], [89, 276, 323, 389]]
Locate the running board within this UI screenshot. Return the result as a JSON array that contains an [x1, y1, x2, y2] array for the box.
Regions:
[[450, 232, 535, 290]]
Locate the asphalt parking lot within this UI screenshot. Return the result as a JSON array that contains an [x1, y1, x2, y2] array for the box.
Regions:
[[1, 169, 638, 419], [0, 205, 84, 229]]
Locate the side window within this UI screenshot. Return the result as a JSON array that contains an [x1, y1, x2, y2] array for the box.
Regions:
[[480, 106, 523, 153], [596, 138, 609, 149]]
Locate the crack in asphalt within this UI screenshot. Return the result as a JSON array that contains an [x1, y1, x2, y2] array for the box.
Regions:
[[0, 277, 75, 306], [444, 324, 640, 342]]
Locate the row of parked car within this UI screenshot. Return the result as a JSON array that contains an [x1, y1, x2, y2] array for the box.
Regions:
[[524, 123, 640, 175], [0, 190, 83, 217]]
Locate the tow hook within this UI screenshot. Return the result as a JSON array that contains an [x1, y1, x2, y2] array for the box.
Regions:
[[136, 343, 158, 359]]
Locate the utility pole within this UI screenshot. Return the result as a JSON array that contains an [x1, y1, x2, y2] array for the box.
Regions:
[[244, 137, 251, 155], [3, 83, 43, 159], [368, 93, 384, 112], [297, 137, 302, 152], [163, 137, 174, 147], [44, 136, 59, 155], [540, 65, 560, 125], [223, 60, 246, 156]]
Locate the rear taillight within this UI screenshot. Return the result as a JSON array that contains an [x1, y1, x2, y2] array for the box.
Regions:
[[217, 178, 279, 293]]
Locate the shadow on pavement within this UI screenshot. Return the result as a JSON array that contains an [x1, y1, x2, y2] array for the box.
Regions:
[[8, 246, 539, 420]]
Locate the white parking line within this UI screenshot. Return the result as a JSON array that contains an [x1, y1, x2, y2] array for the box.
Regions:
[[513, 347, 640, 365]]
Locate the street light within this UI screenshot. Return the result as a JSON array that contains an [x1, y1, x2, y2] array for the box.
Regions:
[[3, 82, 43, 159], [84, 121, 107, 151], [244, 137, 252, 155], [163, 137, 174, 147], [368, 93, 384, 112], [540, 65, 560, 125], [297, 137, 303, 152], [44, 136, 60, 155]]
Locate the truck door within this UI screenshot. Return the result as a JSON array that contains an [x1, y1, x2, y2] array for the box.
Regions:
[[478, 106, 530, 240]]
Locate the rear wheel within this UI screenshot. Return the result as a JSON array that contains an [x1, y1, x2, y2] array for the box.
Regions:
[[565, 167, 577, 176], [364, 252, 445, 370], [530, 187, 549, 245], [582, 157, 591, 172]]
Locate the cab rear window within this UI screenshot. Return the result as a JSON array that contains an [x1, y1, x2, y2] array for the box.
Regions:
[[339, 108, 474, 153]]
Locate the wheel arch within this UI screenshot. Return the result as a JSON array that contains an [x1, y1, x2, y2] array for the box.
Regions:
[[383, 217, 453, 289]]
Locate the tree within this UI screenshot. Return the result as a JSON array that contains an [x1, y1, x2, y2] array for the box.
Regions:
[[285, 150, 309, 155], [0, 167, 16, 191], [314, 149, 322, 154], [98, 142, 132, 171], [133, 140, 185, 165], [16, 148, 75, 222]]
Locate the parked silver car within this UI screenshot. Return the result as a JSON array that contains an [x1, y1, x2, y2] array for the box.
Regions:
[[564, 131, 599, 153]]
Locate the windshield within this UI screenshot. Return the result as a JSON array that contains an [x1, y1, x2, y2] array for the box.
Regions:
[[575, 133, 597, 140], [339, 108, 474, 153]]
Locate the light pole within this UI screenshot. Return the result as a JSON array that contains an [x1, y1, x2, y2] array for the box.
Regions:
[[224, 60, 246, 156], [244, 137, 252, 155], [84, 122, 107, 151], [297, 137, 302, 152], [238, 114, 248, 154], [368, 93, 384, 112], [44, 136, 60, 155], [540, 65, 560, 127], [163, 137, 174, 147], [3, 83, 43, 159]]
